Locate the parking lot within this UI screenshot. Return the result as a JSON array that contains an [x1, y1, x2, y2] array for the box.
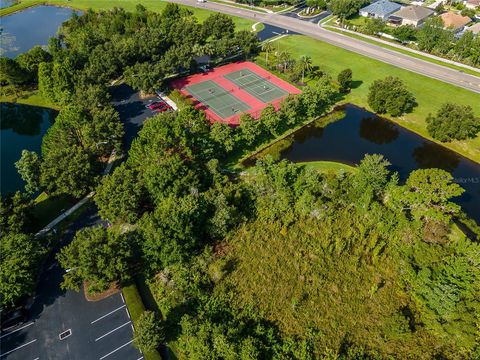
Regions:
[[0, 208, 142, 360]]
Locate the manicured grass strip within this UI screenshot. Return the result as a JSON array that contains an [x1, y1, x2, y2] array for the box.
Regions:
[[0, 89, 59, 109], [0, 0, 255, 30], [209, 0, 269, 13], [298, 160, 357, 173], [122, 282, 162, 360], [272, 35, 480, 164], [325, 26, 480, 77], [33, 192, 75, 228]]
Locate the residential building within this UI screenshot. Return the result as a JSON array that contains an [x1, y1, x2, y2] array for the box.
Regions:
[[465, 0, 480, 9], [389, 5, 434, 27], [359, 0, 402, 20], [465, 22, 480, 34], [439, 11, 472, 31]]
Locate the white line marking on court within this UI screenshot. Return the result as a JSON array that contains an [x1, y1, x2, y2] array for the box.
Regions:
[[120, 293, 125, 304], [0, 322, 34, 339], [125, 307, 131, 320], [91, 305, 126, 324], [0, 339, 37, 358], [95, 321, 131, 341], [99, 340, 133, 359]]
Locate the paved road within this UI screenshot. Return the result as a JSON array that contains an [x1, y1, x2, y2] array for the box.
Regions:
[[0, 207, 142, 360], [172, 0, 480, 93]]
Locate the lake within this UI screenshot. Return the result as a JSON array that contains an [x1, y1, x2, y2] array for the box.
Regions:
[[1, 103, 57, 195], [274, 105, 480, 223], [0, 5, 76, 58]]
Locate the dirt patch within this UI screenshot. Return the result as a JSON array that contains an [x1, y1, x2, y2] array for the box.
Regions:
[[84, 281, 120, 302]]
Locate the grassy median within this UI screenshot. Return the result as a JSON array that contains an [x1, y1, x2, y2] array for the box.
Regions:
[[271, 35, 480, 163]]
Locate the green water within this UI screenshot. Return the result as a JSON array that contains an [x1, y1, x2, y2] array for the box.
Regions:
[[1, 103, 57, 195]]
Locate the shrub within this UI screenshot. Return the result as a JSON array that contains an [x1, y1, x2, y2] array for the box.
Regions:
[[337, 68, 352, 92]]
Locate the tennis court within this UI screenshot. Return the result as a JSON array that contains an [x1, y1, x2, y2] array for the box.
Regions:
[[171, 61, 301, 125], [185, 80, 251, 119], [224, 69, 288, 103]]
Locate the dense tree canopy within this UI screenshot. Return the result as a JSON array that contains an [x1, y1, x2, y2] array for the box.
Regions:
[[57, 226, 134, 293]]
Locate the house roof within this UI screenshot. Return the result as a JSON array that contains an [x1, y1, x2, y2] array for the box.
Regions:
[[391, 5, 434, 21], [360, 0, 402, 16], [465, 22, 480, 34], [439, 12, 472, 29]]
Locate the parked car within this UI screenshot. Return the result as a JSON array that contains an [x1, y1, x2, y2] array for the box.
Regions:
[[146, 101, 166, 110], [155, 103, 172, 113]]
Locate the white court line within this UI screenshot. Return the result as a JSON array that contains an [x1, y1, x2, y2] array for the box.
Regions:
[[0, 339, 37, 358], [95, 321, 131, 342], [99, 340, 133, 360], [91, 305, 126, 324], [0, 322, 34, 339]]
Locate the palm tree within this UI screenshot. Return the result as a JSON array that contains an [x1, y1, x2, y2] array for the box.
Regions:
[[278, 50, 291, 73], [298, 55, 313, 83], [261, 41, 274, 66]]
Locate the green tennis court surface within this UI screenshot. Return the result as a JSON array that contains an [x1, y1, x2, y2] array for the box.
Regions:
[[185, 80, 251, 119], [224, 69, 288, 103]]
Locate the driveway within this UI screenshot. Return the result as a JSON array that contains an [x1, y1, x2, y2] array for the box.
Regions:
[[281, 5, 331, 23], [0, 207, 142, 360]]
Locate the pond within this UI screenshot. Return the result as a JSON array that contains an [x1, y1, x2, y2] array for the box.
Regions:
[[1, 103, 57, 195], [271, 105, 480, 223], [0, 0, 16, 9], [0, 5, 77, 57]]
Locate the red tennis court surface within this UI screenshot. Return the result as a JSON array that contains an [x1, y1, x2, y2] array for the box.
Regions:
[[171, 61, 301, 125]]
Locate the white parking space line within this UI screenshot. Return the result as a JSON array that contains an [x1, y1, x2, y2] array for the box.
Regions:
[[95, 321, 131, 342], [120, 293, 125, 304], [0, 322, 34, 339], [99, 340, 133, 359], [136, 357, 144, 360], [91, 305, 126, 324], [0, 339, 37, 358], [125, 308, 131, 320], [33, 357, 39, 360]]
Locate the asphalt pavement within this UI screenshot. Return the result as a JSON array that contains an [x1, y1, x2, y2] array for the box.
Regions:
[[172, 0, 480, 93], [0, 207, 142, 360]]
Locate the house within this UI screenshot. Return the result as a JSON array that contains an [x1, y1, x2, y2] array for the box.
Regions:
[[359, 0, 402, 20], [465, 22, 480, 35], [389, 5, 434, 27], [465, 0, 480, 9], [439, 11, 472, 31]]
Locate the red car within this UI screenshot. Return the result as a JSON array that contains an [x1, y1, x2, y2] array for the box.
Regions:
[[146, 101, 166, 110], [154, 103, 172, 113]]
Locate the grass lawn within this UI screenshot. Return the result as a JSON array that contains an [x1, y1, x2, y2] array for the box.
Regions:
[[0, 89, 59, 109], [298, 160, 357, 173], [0, 0, 255, 29], [271, 35, 480, 163], [33, 192, 75, 228], [122, 281, 162, 360]]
